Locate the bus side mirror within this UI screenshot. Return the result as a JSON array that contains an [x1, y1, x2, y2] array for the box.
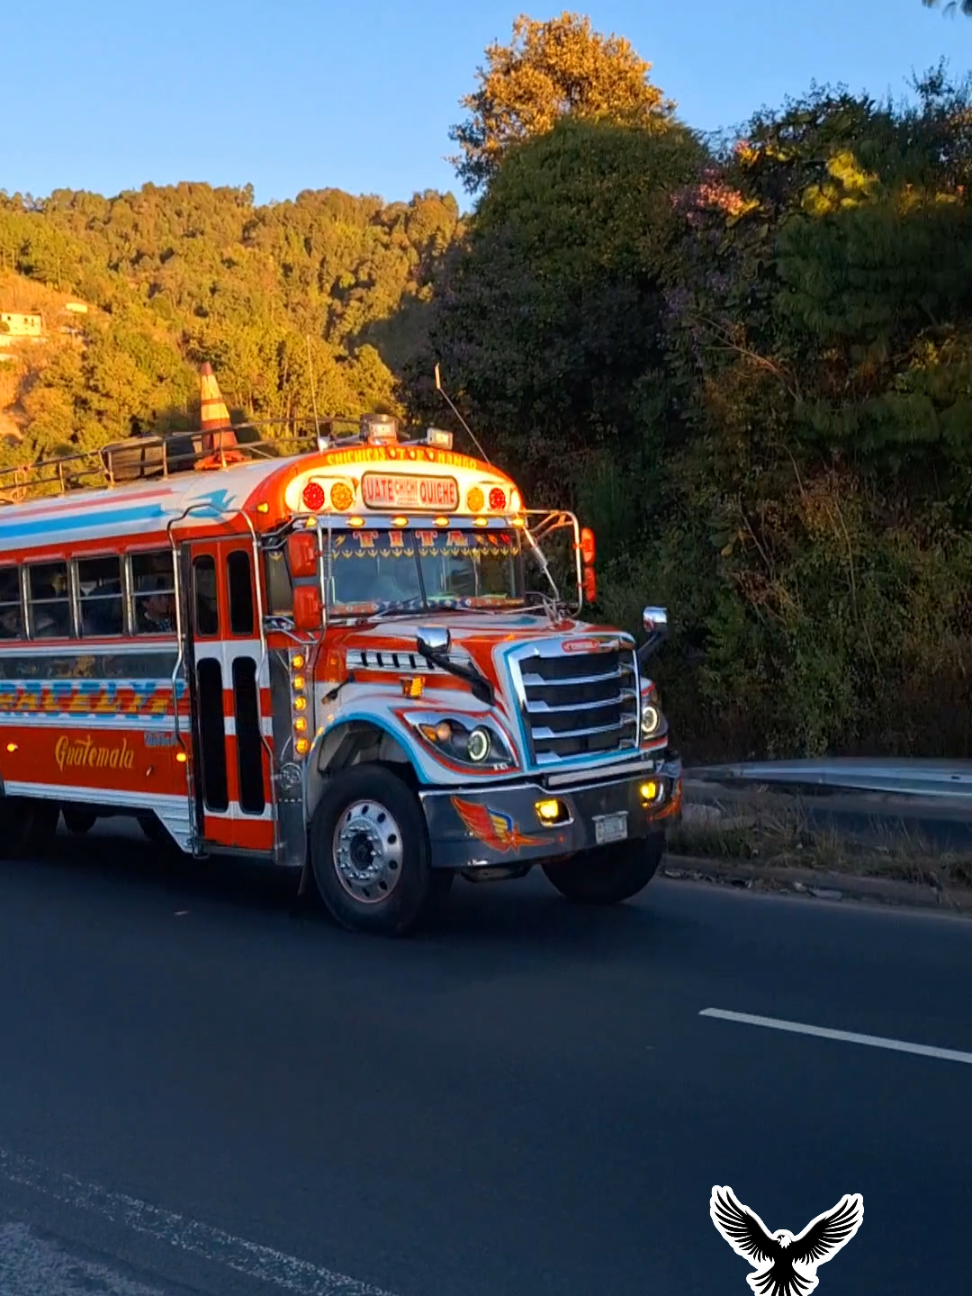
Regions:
[[638, 606, 669, 667], [294, 584, 323, 631], [580, 527, 595, 566], [288, 532, 318, 579], [417, 626, 451, 658], [583, 567, 597, 603]]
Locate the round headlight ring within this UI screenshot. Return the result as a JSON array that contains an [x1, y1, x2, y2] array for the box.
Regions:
[[467, 727, 491, 762], [641, 704, 661, 738]]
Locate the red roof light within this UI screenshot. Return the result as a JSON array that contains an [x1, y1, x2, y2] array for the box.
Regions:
[[302, 482, 326, 511]]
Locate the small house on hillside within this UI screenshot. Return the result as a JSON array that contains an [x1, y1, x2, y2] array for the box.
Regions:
[[0, 312, 43, 338]]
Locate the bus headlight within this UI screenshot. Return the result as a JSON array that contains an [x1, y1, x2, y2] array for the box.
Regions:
[[640, 684, 668, 743], [467, 727, 491, 762], [641, 704, 663, 740], [407, 714, 515, 769]]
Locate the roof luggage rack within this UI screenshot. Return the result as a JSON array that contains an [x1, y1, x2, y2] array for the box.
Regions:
[[0, 414, 459, 507]]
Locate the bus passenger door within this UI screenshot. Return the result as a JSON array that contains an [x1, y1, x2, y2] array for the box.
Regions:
[[182, 540, 274, 853]]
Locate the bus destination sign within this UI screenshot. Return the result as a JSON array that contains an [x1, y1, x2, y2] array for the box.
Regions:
[[361, 473, 460, 511]]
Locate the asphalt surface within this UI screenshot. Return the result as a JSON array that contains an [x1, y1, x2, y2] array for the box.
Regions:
[[1, 822, 971, 1296]]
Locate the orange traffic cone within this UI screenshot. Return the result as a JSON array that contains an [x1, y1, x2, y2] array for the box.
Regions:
[[195, 361, 244, 470]]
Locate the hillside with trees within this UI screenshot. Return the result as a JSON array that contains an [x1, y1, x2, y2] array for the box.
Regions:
[[0, 183, 460, 464], [2, 8, 969, 762]]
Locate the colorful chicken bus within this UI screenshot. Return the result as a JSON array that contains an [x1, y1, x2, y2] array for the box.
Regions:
[[0, 367, 682, 935]]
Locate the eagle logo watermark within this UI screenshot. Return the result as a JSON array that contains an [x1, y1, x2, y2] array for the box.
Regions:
[[710, 1186, 863, 1295]]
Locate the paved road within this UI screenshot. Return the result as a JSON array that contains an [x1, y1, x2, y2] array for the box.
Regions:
[[1, 823, 970, 1296]]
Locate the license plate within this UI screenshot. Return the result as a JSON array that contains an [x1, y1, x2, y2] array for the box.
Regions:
[[594, 811, 628, 845]]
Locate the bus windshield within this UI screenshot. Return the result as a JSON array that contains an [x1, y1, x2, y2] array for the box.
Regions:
[[326, 528, 525, 616]]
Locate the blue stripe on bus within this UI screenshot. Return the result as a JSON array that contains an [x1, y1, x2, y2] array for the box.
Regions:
[[0, 503, 169, 542]]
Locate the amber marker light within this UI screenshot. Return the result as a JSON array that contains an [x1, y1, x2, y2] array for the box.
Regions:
[[401, 677, 425, 698], [348, 516, 365, 528], [176, 751, 188, 764], [5, 742, 17, 753], [639, 780, 661, 805], [392, 516, 409, 527], [292, 654, 305, 670], [330, 481, 354, 511], [295, 738, 310, 755], [534, 798, 570, 824]]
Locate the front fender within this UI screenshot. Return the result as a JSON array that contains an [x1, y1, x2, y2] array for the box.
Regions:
[[303, 713, 424, 823]]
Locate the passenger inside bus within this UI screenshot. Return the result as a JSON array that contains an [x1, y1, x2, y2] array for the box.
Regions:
[[29, 567, 71, 638], [136, 576, 175, 633], [0, 571, 21, 638], [79, 559, 124, 636]]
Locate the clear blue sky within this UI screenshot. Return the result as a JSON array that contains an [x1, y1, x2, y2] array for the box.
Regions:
[[5, 0, 968, 209]]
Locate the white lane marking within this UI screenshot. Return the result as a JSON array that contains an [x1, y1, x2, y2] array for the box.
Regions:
[[0, 1222, 168, 1296], [0, 1149, 400, 1296], [700, 1008, 972, 1065]]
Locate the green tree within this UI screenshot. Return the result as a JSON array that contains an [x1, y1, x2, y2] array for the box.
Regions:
[[409, 114, 705, 537], [923, 0, 972, 14], [448, 11, 673, 193], [0, 178, 460, 459], [645, 77, 972, 758]]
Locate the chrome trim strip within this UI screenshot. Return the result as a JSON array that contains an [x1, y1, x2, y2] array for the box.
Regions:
[[519, 665, 626, 686], [526, 689, 637, 715], [531, 718, 635, 741]]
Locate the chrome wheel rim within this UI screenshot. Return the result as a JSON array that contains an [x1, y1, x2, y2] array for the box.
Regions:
[[332, 799, 404, 905]]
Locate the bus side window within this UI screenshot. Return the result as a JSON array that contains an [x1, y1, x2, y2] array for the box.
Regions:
[[77, 555, 122, 637], [0, 568, 23, 639], [193, 555, 219, 637], [227, 550, 254, 636], [265, 548, 294, 616], [132, 550, 176, 635], [28, 561, 71, 640]]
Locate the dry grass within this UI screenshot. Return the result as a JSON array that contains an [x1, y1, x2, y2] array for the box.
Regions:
[[669, 792, 972, 890]]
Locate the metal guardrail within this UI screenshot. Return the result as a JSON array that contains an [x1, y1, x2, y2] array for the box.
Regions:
[[687, 759, 972, 803]]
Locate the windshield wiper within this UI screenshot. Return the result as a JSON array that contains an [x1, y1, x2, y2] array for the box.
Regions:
[[419, 642, 495, 706]]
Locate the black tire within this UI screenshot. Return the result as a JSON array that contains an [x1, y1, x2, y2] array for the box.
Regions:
[[309, 766, 438, 936], [0, 796, 60, 859], [138, 813, 175, 848], [542, 833, 664, 906], [62, 806, 97, 835]]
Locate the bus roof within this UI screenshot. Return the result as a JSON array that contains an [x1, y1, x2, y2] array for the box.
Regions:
[[0, 441, 521, 554], [0, 364, 520, 554]]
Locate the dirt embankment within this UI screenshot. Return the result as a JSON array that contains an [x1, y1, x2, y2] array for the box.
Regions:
[[668, 785, 972, 915]]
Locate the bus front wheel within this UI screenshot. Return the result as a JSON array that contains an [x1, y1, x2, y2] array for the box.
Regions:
[[309, 766, 440, 937]]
